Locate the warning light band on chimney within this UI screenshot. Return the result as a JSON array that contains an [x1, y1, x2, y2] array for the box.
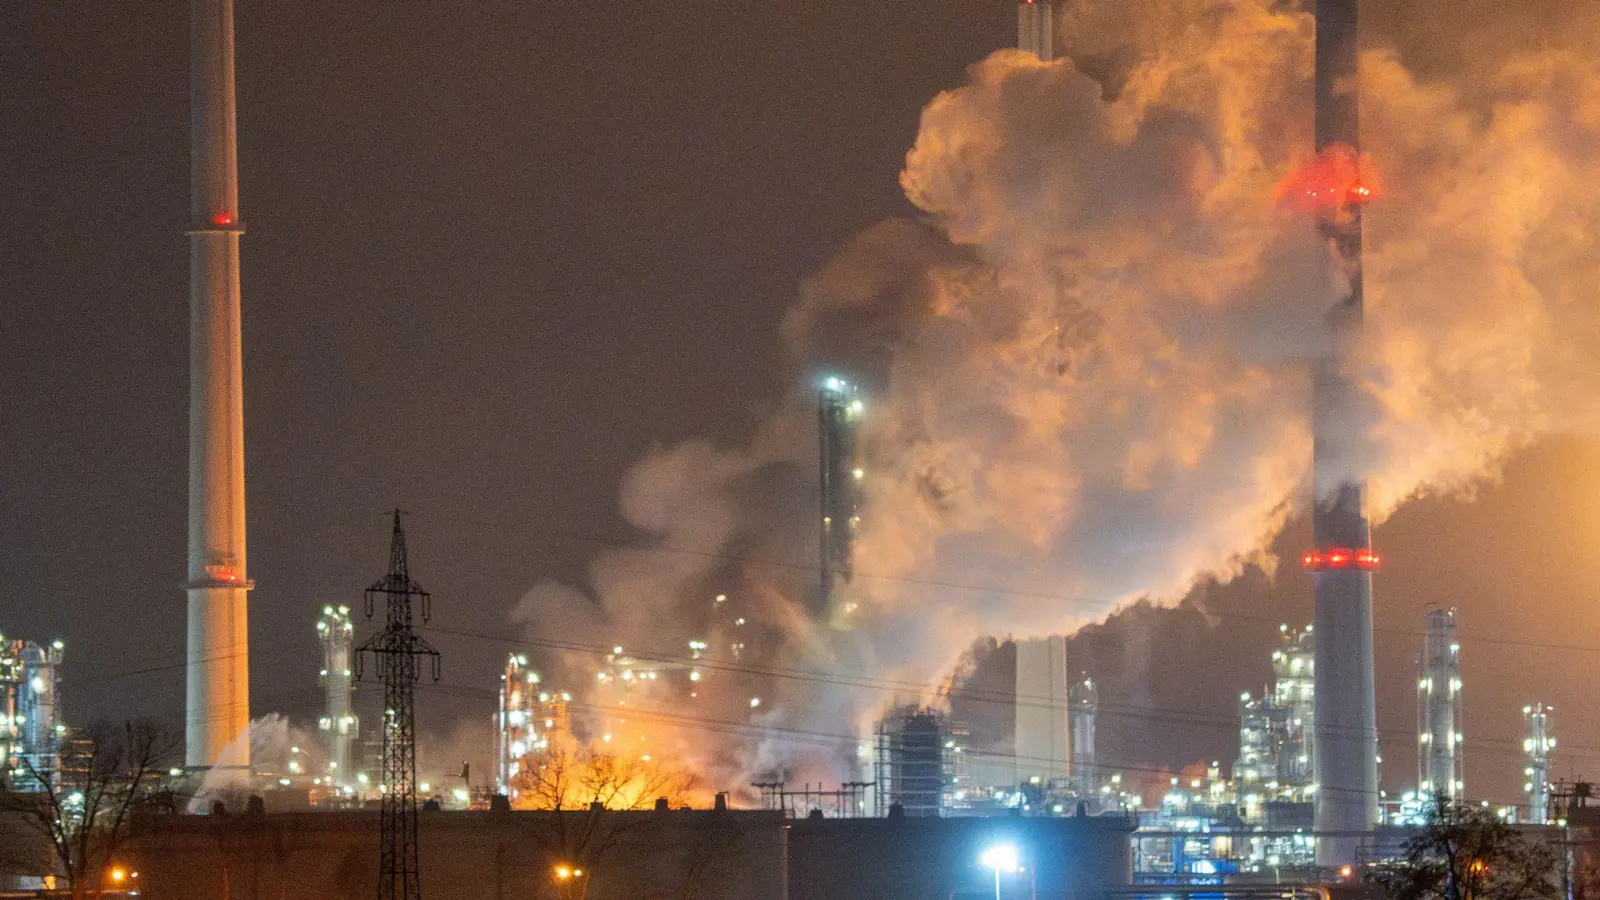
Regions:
[[1302, 547, 1380, 570]]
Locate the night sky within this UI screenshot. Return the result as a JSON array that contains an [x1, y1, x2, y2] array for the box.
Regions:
[[3, 2, 1599, 807]]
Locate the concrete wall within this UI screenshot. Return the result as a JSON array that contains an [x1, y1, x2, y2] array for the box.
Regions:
[[788, 812, 1135, 900], [125, 808, 786, 900]]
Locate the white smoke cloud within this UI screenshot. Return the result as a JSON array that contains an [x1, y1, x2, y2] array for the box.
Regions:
[[511, 0, 1600, 787]]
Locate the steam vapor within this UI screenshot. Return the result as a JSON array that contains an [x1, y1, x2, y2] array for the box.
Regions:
[[510, 0, 1600, 791]]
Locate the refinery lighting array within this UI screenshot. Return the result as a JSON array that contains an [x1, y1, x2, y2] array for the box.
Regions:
[[1300, 547, 1381, 570]]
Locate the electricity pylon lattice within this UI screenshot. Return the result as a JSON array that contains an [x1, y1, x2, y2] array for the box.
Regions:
[[356, 511, 441, 900]]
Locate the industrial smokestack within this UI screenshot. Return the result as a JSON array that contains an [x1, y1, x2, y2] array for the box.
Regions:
[[1307, 0, 1378, 863], [1017, 1, 1053, 61], [185, 0, 251, 773]]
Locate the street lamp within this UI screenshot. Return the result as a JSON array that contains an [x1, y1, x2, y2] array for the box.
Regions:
[[553, 864, 586, 897], [980, 844, 1020, 900]]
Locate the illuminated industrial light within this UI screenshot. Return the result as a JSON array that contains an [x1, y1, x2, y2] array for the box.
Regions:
[[749, 697, 761, 708], [980, 844, 1020, 873], [1301, 547, 1381, 570]]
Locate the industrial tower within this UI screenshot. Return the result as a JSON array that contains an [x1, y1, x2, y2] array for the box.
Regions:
[[818, 378, 863, 618], [1014, 637, 1070, 783], [495, 653, 569, 798], [0, 637, 64, 792], [1416, 609, 1463, 800], [1069, 674, 1097, 790], [1524, 703, 1553, 824], [1304, 0, 1379, 863], [1017, 0, 1053, 61], [356, 513, 441, 900], [185, 0, 252, 774], [318, 605, 359, 795], [1009, 2, 1077, 794]]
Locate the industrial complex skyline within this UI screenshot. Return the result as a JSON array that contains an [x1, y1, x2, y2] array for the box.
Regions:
[[5, 0, 1600, 829]]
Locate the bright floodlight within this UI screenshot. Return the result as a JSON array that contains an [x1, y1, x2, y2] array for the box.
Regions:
[[981, 844, 1020, 873]]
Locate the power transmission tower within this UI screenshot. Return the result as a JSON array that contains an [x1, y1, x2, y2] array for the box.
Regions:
[[356, 511, 441, 900]]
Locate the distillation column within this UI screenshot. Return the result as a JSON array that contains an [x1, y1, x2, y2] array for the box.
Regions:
[[818, 378, 862, 621], [1524, 703, 1553, 824], [318, 605, 358, 794], [185, 0, 252, 772], [1308, 0, 1378, 864], [1070, 674, 1098, 792], [1417, 609, 1463, 800]]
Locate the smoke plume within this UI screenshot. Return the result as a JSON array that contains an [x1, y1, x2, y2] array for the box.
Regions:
[[513, 0, 1600, 790]]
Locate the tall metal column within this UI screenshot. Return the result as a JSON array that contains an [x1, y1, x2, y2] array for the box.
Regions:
[[1017, 1, 1053, 61], [357, 512, 441, 900], [818, 378, 862, 620], [318, 605, 359, 795], [1417, 609, 1462, 800], [1309, 0, 1379, 865], [185, 0, 252, 773], [1524, 703, 1553, 824]]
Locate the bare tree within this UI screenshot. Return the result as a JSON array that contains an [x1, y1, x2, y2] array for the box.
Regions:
[[0, 719, 180, 900], [1369, 795, 1561, 900], [510, 747, 696, 899]]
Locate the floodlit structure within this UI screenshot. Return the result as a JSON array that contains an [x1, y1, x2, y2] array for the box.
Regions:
[[1070, 674, 1097, 789], [495, 654, 569, 799], [1232, 625, 1315, 837], [1272, 625, 1316, 792], [1017, 0, 1053, 61], [1015, 637, 1070, 783], [1417, 608, 1463, 800], [0, 636, 64, 791], [874, 707, 951, 817], [818, 378, 863, 619], [1305, 0, 1379, 862], [317, 605, 358, 794], [1524, 703, 1553, 824], [185, 0, 252, 773]]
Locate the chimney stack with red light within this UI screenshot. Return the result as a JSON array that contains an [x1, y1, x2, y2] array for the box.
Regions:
[[1017, 0, 1053, 62], [1308, 0, 1378, 865], [185, 0, 252, 775]]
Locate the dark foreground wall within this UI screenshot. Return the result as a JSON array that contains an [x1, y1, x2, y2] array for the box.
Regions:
[[788, 812, 1136, 900], [126, 808, 786, 900]]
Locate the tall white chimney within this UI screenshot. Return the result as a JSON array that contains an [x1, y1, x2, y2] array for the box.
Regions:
[[185, 0, 251, 773]]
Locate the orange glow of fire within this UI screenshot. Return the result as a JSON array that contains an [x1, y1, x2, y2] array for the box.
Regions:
[[1275, 143, 1383, 215]]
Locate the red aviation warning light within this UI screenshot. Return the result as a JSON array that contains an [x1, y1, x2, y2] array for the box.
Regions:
[[1302, 547, 1381, 571], [1275, 143, 1383, 215], [212, 212, 235, 227]]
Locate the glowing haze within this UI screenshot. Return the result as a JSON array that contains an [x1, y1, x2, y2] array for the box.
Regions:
[[512, 0, 1600, 791]]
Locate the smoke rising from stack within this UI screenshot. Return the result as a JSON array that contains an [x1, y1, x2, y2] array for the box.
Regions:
[[511, 0, 1600, 788]]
